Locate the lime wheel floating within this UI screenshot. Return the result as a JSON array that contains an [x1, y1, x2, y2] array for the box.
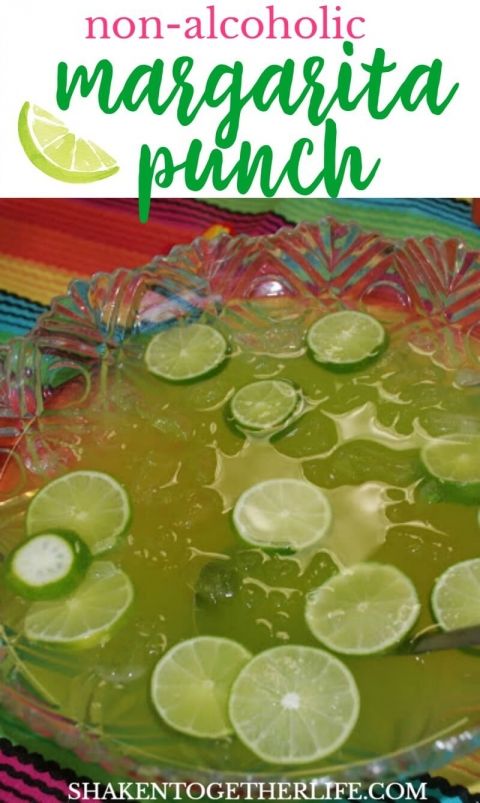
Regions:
[[307, 310, 386, 371], [26, 471, 131, 555], [230, 379, 300, 431], [18, 102, 119, 183], [233, 478, 332, 551], [432, 559, 480, 631], [229, 645, 360, 764], [4, 530, 91, 600], [24, 561, 134, 649], [145, 324, 228, 382], [421, 436, 480, 504], [150, 636, 251, 738], [305, 563, 420, 655]]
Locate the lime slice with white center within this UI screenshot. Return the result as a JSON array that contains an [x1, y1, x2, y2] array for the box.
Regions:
[[432, 559, 480, 630], [5, 530, 91, 600], [26, 471, 131, 555], [24, 561, 134, 648], [421, 436, 480, 504], [233, 479, 332, 551], [307, 310, 386, 370], [150, 636, 251, 738], [145, 324, 227, 382], [18, 102, 119, 184], [230, 380, 300, 431], [305, 563, 420, 655], [229, 645, 359, 764]]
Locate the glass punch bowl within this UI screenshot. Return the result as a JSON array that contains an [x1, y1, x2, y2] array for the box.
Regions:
[[1, 218, 480, 788]]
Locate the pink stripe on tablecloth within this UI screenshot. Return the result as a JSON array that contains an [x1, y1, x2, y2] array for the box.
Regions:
[[0, 746, 102, 802]]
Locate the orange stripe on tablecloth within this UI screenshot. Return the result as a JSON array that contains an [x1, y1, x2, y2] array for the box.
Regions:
[[0, 257, 76, 305], [0, 201, 201, 276], [0, 217, 155, 277], [0, 199, 214, 251]]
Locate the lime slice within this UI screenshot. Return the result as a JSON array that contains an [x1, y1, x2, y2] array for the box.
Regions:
[[150, 636, 251, 738], [305, 563, 420, 655], [233, 479, 332, 552], [26, 471, 131, 555], [229, 645, 359, 764], [4, 530, 91, 600], [145, 324, 227, 382], [432, 559, 480, 630], [307, 310, 386, 370], [421, 436, 480, 504], [230, 380, 299, 431], [24, 561, 134, 649], [18, 102, 119, 184]]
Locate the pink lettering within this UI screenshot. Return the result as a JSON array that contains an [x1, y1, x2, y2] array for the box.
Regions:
[[85, 16, 109, 39], [294, 17, 317, 39], [219, 17, 239, 39], [346, 16, 366, 39], [112, 17, 136, 39], [241, 16, 264, 39], [265, 5, 291, 39], [138, 17, 163, 40]]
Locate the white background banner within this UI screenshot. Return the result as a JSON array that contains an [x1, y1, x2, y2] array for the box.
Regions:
[[0, 0, 478, 202]]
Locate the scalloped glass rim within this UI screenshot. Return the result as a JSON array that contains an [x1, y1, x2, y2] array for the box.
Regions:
[[2, 217, 480, 787]]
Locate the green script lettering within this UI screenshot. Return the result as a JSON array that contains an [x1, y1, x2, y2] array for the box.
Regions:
[[56, 45, 458, 221], [138, 120, 380, 222]]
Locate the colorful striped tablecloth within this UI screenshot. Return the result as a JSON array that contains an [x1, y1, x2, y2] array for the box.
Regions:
[[1, 197, 480, 339], [1, 197, 480, 802]]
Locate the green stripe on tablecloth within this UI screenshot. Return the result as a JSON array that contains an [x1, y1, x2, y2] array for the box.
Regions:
[[210, 198, 480, 249]]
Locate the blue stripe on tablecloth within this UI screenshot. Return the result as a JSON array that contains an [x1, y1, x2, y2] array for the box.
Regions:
[[345, 198, 476, 231], [0, 292, 47, 335]]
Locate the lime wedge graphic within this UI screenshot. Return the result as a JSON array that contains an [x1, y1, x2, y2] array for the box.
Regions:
[[18, 102, 119, 183], [151, 636, 251, 738], [229, 645, 360, 764]]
